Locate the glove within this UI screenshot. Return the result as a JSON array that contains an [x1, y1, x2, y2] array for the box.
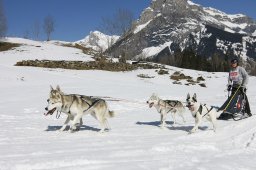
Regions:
[[241, 87, 247, 93], [227, 85, 232, 91]]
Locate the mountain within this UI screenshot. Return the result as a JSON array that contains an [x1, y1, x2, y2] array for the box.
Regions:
[[49, 31, 119, 55], [107, 0, 256, 63], [75, 31, 119, 52]]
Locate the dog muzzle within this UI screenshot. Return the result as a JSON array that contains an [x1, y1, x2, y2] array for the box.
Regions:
[[186, 104, 194, 111], [44, 108, 56, 116], [147, 102, 154, 108]]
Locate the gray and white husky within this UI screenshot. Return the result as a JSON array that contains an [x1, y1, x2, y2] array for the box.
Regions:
[[186, 93, 222, 134], [45, 85, 115, 133], [147, 93, 186, 128]]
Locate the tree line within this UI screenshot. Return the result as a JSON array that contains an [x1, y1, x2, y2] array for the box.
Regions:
[[0, 0, 7, 38], [22, 15, 55, 41], [150, 49, 231, 73], [150, 48, 256, 75]]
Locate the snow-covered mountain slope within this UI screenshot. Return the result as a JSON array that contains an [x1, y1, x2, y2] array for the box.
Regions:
[[75, 31, 119, 52], [107, 0, 256, 61], [0, 38, 256, 170], [1, 37, 93, 65]]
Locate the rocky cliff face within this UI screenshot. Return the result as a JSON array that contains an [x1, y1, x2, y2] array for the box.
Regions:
[[107, 0, 256, 61]]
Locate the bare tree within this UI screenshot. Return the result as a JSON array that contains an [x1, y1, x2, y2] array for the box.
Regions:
[[0, 0, 7, 38], [99, 8, 134, 36], [23, 29, 30, 39], [43, 15, 55, 41], [32, 20, 40, 40]]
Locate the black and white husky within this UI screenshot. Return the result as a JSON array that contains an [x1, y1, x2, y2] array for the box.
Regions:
[[45, 85, 115, 133], [147, 93, 186, 128], [186, 93, 222, 133]]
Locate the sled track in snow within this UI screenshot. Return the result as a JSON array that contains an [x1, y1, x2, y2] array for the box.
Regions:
[[246, 132, 256, 148]]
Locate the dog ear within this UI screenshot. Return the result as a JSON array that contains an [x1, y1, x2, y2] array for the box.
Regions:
[[56, 85, 61, 92], [193, 93, 197, 100], [187, 93, 190, 99], [50, 85, 54, 91], [56, 85, 64, 94]]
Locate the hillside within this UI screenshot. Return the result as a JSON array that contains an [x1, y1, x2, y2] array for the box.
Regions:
[[0, 38, 256, 170]]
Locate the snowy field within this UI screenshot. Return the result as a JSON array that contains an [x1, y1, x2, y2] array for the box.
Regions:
[[0, 38, 256, 170]]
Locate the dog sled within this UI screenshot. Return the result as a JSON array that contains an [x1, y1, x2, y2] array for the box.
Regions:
[[218, 86, 251, 121]]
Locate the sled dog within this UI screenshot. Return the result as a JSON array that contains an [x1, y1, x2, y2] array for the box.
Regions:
[[186, 93, 222, 133], [45, 85, 115, 132], [147, 93, 186, 128]]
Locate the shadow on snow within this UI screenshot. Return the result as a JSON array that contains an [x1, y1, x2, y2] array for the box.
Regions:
[[136, 121, 208, 132], [45, 125, 101, 132]]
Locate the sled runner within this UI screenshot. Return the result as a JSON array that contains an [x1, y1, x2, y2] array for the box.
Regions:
[[218, 86, 251, 121]]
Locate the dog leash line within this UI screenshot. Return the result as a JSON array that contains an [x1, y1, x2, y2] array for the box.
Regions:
[[223, 85, 241, 111]]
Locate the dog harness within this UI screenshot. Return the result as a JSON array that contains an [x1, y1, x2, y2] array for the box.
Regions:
[[57, 94, 75, 119], [165, 100, 179, 107], [57, 95, 101, 119], [82, 98, 101, 112], [58, 95, 74, 114], [193, 104, 213, 118], [159, 100, 180, 113]]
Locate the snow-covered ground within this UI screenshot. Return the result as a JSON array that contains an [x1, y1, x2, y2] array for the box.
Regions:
[[0, 38, 256, 170]]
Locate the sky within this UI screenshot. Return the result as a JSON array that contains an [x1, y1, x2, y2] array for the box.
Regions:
[[3, 0, 256, 42]]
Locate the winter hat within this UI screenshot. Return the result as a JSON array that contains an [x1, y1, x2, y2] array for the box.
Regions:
[[231, 58, 239, 64]]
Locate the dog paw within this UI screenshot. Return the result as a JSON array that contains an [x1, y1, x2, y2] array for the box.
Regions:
[[59, 127, 66, 132], [159, 125, 167, 129], [104, 128, 110, 132], [99, 129, 105, 133], [188, 130, 196, 134], [68, 129, 76, 133], [188, 131, 193, 135], [171, 123, 176, 127], [68, 126, 79, 133]]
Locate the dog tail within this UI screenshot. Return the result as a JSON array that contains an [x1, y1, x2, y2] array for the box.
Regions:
[[107, 110, 115, 118]]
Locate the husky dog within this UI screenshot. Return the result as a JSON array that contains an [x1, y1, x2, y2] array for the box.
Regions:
[[186, 93, 222, 133], [147, 93, 186, 128], [45, 85, 115, 133]]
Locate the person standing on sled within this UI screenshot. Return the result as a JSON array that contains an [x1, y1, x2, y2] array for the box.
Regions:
[[227, 58, 252, 117]]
